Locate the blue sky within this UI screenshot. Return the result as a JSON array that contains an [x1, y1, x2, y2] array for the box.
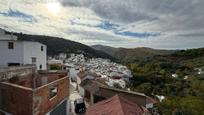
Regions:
[[0, 0, 204, 49], [0, 8, 37, 22]]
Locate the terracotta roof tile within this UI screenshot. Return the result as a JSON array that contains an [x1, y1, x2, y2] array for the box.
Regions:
[[86, 95, 144, 115]]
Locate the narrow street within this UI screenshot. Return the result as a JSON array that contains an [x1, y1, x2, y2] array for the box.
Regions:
[[69, 76, 88, 115]]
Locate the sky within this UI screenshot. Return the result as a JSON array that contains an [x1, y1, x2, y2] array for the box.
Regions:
[[0, 0, 204, 49]]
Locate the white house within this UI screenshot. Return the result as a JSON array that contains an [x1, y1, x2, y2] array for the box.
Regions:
[[0, 40, 47, 70], [105, 78, 126, 89], [47, 59, 63, 65], [59, 53, 67, 60], [172, 74, 178, 78]]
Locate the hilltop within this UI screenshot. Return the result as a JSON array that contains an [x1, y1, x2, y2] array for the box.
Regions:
[[92, 45, 175, 63]]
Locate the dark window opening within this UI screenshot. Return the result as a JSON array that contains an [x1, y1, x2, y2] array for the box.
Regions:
[[39, 64, 42, 69], [49, 85, 58, 99], [8, 63, 20, 67], [8, 42, 14, 49], [41, 46, 44, 51]]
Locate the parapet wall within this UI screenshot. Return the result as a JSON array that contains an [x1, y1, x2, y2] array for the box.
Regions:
[[0, 66, 35, 82], [0, 76, 69, 115], [0, 82, 33, 115]]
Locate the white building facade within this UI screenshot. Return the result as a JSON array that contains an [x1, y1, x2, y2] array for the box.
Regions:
[[0, 40, 47, 70]]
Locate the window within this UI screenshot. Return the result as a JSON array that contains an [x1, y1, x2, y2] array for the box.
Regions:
[[31, 57, 36, 64], [41, 46, 44, 51], [49, 85, 58, 99], [39, 64, 42, 69], [8, 42, 14, 49], [8, 63, 20, 66]]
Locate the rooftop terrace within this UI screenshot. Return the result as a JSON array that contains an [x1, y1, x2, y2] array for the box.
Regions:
[[3, 70, 68, 89]]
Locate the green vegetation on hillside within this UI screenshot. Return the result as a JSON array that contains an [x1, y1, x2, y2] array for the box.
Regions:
[[93, 45, 204, 114], [126, 48, 204, 115], [172, 48, 204, 58], [93, 46, 204, 114]]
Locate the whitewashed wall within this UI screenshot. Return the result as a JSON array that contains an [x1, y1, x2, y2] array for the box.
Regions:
[[0, 41, 47, 70], [23, 41, 47, 70], [0, 41, 24, 67]]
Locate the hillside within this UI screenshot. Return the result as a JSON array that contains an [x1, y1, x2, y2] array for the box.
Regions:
[[92, 45, 204, 115], [171, 48, 204, 67], [92, 45, 175, 63], [3, 30, 113, 59], [126, 47, 204, 115]]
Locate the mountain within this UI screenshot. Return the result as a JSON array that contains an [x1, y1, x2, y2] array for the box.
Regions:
[[2, 30, 113, 59], [171, 48, 204, 67], [92, 45, 175, 63], [92, 45, 204, 67]]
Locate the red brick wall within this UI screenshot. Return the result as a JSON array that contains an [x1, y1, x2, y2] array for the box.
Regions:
[[35, 73, 67, 88], [33, 77, 69, 115], [15, 73, 33, 88], [0, 73, 69, 115], [9, 72, 67, 89], [0, 83, 33, 115]]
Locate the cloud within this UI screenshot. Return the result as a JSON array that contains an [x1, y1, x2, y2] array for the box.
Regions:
[[69, 18, 159, 38], [96, 21, 160, 38], [60, 0, 204, 32], [0, 0, 203, 49], [60, 0, 158, 23], [177, 33, 204, 37]]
